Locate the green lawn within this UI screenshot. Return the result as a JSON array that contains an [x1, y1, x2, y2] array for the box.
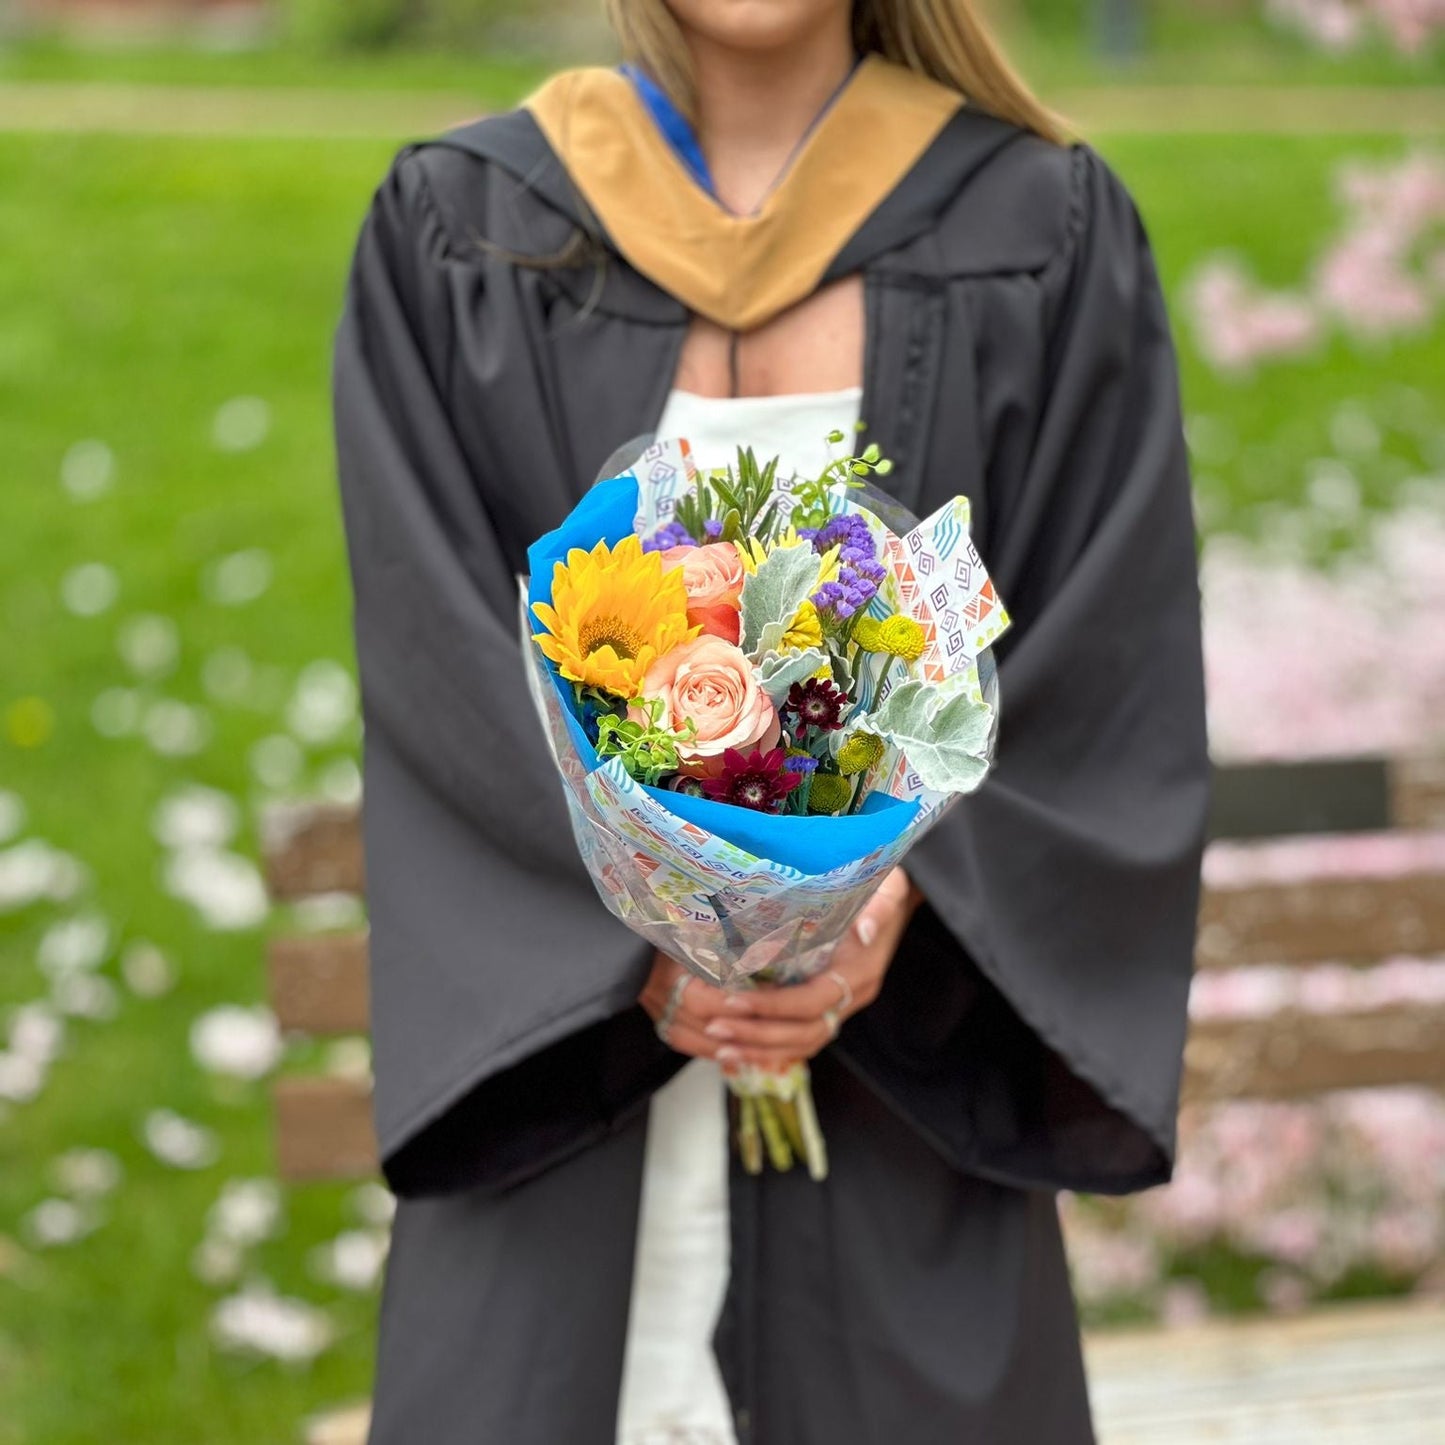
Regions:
[[0, 33, 548, 99], [1, 4, 1440, 92], [0, 128, 1441, 1442]]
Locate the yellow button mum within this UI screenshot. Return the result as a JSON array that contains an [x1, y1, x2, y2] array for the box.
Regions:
[[531, 534, 697, 697], [854, 614, 926, 662], [851, 616, 883, 651]]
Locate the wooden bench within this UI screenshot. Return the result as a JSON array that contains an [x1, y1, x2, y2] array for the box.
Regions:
[[263, 750, 1445, 1444]]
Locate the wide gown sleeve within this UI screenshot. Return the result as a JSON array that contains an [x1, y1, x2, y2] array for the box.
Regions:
[[331, 149, 683, 1198], [835, 144, 1211, 1196]]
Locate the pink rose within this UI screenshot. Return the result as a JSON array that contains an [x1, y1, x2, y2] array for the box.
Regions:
[[659, 543, 744, 645], [632, 635, 780, 778]]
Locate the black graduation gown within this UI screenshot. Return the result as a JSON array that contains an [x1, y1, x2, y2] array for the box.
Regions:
[[329, 74, 1210, 1445]]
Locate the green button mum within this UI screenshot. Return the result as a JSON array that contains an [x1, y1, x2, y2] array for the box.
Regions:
[[806, 772, 853, 815], [836, 732, 885, 776]]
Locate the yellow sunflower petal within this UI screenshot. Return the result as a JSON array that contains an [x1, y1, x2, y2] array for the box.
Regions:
[[531, 533, 696, 697]]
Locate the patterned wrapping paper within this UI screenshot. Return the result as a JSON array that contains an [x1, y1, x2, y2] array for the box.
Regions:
[[520, 438, 1009, 989]]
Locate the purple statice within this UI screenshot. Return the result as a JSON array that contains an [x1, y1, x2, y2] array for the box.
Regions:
[[702, 518, 725, 540], [801, 514, 886, 621], [642, 520, 692, 553], [783, 754, 819, 774]]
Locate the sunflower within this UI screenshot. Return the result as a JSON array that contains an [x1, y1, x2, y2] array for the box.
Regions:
[[531, 534, 697, 696]]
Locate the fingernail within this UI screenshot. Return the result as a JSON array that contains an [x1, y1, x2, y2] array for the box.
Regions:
[[855, 915, 878, 948], [725, 995, 753, 1011], [716, 1046, 740, 1063], [705, 1021, 733, 1040]]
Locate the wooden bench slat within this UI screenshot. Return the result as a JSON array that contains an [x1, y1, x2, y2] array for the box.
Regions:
[[1391, 753, 1445, 829], [264, 753, 1445, 1184], [273, 1003, 1445, 1181], [261, 801, 365, 901], [1181, 1002, 1445, 1104], [274, 1076, 378, 1182], [267, 865, 1445, 1044], [259, 754, 1445, 901], [268, 934, 370, 1035], [1197, 870, 1445, 967]]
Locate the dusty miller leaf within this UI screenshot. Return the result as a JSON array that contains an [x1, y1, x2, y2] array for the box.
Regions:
[[740, 545, 818, 657], [754, 648, 829, 707], [853, 679, 994, 794]]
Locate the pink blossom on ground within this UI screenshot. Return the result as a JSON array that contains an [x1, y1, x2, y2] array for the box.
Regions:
[[1316, 232, 1433, 336], [1203, 501, 1445, 760], [1264, 0, 1445, 56], [1185, 151, 1445, 369], [1240, 1204, 1329, 1265], [1203, 832, 1445, 887], [1185, 257, 1321, 372], [1159, 1278, 1212, 1328], [1266, 0, 1365, 47], [1188, 965, 1298, 1020], [1316, 153, 1445, 333], [1257, 1267, 1313, 1314], [1367, 1205, 1442, 1273], [1066, 1228, 1163, 1306], [1190, 958, 1445, 1019], [1066, 1088, 1445, 1310]]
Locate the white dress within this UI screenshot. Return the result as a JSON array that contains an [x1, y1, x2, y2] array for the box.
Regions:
[[615, 384, 864, 1445]]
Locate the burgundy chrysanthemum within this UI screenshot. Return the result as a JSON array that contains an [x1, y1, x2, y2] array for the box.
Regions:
[[699, 747, 804, 813], [785, 677, 845, 732]]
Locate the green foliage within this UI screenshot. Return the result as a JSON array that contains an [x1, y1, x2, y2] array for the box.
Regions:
[[286, 0, 418, 50], [671, 446, 782, 545], [284, 0, 522, 53], [595, 697, 693, 786], [670, 436, 897, 548], [788, 424, 894, 533]]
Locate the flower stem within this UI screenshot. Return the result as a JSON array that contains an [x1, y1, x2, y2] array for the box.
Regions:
[[756, 1096, 795, 1172], [737, 1094, 763, 1175], [772, 1096, 806, 1158], [793, 1072, 829, 1181]]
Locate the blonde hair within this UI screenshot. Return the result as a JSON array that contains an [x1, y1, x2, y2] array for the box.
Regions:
[[603, 0, 1069, 145]]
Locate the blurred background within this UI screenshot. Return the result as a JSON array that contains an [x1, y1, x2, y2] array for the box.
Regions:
[[0, 1, 1442, 1441]]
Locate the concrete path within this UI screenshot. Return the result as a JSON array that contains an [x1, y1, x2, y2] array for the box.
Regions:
[[1084, 1295, 1445, 1444], [0, 80, 1442, 138], [300, 1297, 1445, 1445]]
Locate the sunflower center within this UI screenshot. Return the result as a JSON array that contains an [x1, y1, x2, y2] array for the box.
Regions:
[[578, 613, 643, 661]]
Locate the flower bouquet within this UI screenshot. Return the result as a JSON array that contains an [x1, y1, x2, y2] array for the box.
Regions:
[[522, 432, 1010, 1180]]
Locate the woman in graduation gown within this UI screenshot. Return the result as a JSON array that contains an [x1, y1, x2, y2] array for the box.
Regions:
[[330, 1, 1210, 1440]]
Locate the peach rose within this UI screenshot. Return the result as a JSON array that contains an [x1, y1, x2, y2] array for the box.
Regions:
[[631, 634, 780, 777], [659, 543, 744, 645]]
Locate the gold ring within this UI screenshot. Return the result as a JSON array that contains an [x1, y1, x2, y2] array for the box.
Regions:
[[825, 968, 853, 1013]]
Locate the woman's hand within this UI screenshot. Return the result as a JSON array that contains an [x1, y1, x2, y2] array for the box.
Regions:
[[639, 950, 736, 1065], [699, 868, 922, 1072]]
